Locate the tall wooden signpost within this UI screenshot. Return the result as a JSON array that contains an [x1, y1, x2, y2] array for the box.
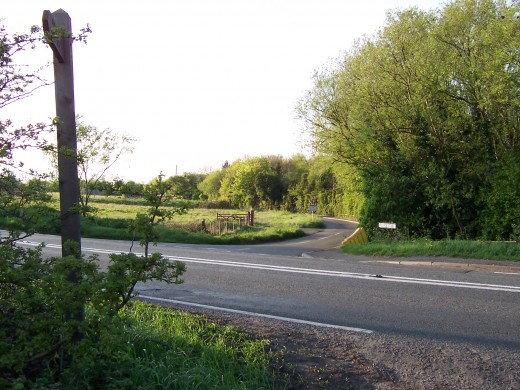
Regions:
[[42, 9, 83, 322]]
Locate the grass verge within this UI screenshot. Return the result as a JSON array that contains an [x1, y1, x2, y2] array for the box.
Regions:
[[342, 239, 520, 261], [59, 301, 285, 389]]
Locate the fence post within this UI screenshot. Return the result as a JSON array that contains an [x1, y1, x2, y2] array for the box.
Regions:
[[249, 208, 254, 226]]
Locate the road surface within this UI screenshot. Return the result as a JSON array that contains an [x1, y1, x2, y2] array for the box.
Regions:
[[19, 218, 520, 350]]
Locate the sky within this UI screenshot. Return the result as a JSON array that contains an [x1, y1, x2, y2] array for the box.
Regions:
[[3, 0, 445, 183]]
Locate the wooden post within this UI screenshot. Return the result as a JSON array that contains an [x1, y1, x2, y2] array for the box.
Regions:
[[42, 10, 83, 327], [42, 9, 81, 260]]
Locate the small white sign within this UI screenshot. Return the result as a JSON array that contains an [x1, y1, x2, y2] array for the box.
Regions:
[[378, 222, 397, 229]]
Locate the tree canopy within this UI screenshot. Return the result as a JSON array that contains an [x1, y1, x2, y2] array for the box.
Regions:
[[297, 0, 519, 239]]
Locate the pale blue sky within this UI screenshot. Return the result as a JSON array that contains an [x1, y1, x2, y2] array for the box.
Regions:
[[4, 0, 445, 182]]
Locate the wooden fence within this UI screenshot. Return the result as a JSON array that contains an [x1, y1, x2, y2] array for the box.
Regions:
[[214, 210, 254, 234]]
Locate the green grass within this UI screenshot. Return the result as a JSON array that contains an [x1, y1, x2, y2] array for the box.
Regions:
[[35, 195, 323, 244], [342, 239, 520, 261], [0, 195, 323, 244], [77, 210, 316, 244], [59, 301, 286, 389]]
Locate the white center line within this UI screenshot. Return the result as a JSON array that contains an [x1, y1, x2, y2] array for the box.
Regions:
[[19, 241, 520, 293]]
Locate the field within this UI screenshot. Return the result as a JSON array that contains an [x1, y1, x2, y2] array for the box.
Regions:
[[29, 194, 324, 244]]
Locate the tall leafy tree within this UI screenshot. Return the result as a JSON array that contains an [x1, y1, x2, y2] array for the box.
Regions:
[[218, 157, 271, 208], [254, 171, 283, 209], [298, 0, 519, 239], [198, 168, 225, 200]]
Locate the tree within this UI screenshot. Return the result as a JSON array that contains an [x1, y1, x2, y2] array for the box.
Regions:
[[46, 116, 135, 215], [168, 173, 205, 200], [1, 24, 55, 176], [198, 169, 225, 200], [1, 24, 53, 110], [219, 157, 271, 208], [298, 0, 519, 239], [120, 179, 144, 197], [254, 171, 283, 209]]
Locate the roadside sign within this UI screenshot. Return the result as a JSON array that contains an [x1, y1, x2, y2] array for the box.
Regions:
[[378, 222, 397, 229]]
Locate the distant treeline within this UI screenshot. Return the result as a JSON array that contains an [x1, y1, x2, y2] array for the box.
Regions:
[[43, 154, 361, 218]]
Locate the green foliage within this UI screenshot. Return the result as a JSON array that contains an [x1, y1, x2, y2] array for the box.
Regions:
[[168, 173, 205, 200], [0, 242, 101, 386], [219, 157, 272, 208], [196, 154, 360, 218], [478, 153, 520, 240], [298, 0, 520, 239], [119, 180, 144, 197], [0, 177, 57, 235], [129, 173, 188, 256], [198, 169, 225, 200], [0, 235, 186, 385], [97, 252, 185, 315], [255, 170, 284, 208]]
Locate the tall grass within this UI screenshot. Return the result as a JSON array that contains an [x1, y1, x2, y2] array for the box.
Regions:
[[342, 239, 520, 261], [59, 301, 285, 389]]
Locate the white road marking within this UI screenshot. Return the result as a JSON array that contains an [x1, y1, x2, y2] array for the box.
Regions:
[[495, 272, 520, 275], [19, 241, 520, 293], [286, 232, 342, 246], [138, 294, 374, 334]]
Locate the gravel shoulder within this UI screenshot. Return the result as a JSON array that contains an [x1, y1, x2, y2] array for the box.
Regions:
[[178, 302, 520, 389]]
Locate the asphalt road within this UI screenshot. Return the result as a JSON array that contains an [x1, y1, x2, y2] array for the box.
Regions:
[[19, 219, 520, 350]]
